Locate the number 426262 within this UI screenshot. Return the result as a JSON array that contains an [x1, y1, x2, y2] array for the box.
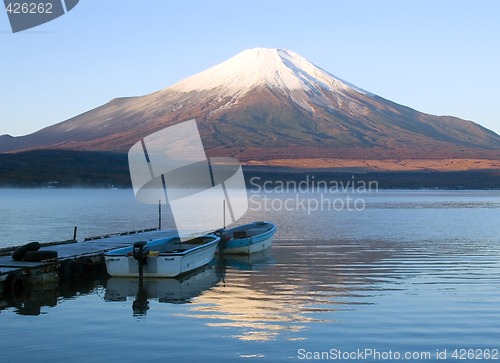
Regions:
[[5, 2, 53, 14]]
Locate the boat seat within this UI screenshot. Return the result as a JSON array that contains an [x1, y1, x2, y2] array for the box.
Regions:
[[184, 237, 204, 244], [246, 228, 269, 237], [233, 231, 247, 239]]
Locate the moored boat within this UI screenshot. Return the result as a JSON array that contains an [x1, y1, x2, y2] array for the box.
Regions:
[[218, 221, 276, 254], [104, 235, 220, 277]]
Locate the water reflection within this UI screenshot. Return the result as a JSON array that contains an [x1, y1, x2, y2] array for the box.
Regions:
[[178, 238, 500, 342], [0, 240, 400, 330], [218, 249, 276, 271], [104, 266, 223, 316], [180, 240, 401, 341], [1, 270, 103, 316], [3, 238, 498, 345]]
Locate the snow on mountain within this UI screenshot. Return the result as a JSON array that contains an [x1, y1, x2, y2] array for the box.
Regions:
[[170, 48, 370, 110]]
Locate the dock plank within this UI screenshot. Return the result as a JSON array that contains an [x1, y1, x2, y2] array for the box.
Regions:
[[0, 229, 179, 269]]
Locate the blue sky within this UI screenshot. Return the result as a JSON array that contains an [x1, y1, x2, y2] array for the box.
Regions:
[[1, 0, 499, 136]]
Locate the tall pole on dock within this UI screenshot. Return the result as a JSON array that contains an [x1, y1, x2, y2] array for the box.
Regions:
[[158, 200, 162, 230], [73, 226, 78, 242]]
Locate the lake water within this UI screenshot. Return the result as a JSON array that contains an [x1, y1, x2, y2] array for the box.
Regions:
[[1, 188, 500, 362]]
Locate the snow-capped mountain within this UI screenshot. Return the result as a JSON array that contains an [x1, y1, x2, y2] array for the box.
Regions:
[[170, 48, 370, 111], [1, 48, 499, 161]]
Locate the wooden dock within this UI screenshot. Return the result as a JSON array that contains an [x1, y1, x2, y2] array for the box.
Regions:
[[0, 228, 178, 300]]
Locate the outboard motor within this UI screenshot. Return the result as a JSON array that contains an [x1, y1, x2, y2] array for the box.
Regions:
[[215, 229, 231, 251], [133, 241, 149, 279], [132, 241, 149, 265]]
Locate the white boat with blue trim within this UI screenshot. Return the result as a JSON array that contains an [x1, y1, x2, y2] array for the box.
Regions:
[[104, 235, 220, 277], [218, 221, 276, 254]]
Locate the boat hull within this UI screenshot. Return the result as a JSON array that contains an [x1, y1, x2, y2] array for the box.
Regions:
[[222, 221, 276, 255], [104, 236, 219, 277], [223, 234, 274, 254]]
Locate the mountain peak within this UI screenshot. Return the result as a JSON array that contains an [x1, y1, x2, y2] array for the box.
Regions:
[[1, 48, 498, 160], [170, 47, 368, 98]]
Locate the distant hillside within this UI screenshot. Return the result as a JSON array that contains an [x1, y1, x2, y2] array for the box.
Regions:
[[0, 150, 498, 189], [0, 150, 130, 187]]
